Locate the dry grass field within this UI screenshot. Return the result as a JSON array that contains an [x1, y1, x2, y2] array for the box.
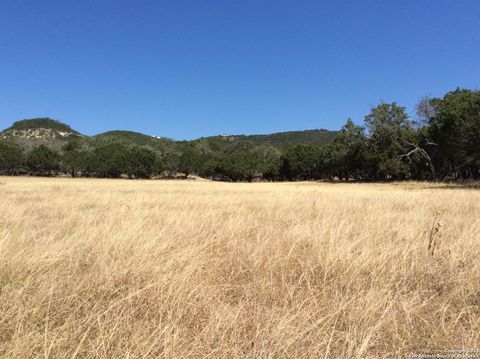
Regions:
[[1, 177, 480, 358]]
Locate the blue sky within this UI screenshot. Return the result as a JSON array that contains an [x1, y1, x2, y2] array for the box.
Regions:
[[1, 1, 479, 139]]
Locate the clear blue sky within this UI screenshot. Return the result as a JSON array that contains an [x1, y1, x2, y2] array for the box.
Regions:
[[1, 1, 479, 139]]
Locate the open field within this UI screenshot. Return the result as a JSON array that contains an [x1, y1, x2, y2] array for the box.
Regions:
[[1, 177, 480, 358]]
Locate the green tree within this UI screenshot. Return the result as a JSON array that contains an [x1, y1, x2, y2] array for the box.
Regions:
[[279, 144, 322, 180], [196, 153, 218, 178], [256, 145, 281, 181], [26, 145, 61, 176], [178, 143, 202, 177], [329, 119, 372, 180], [153, 157, 165, 177], [91, 143, 130, 178], [163, 149, 180, 177], [61, 140, 87, 177], [220, 149, 263, 182], [423, 89, 480, 179], [364, 102, 414, 179], [128, 146, 157, 178], [0, 140, 24, 175]]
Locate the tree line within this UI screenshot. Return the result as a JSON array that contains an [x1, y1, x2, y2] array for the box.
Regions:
[[1, 88, 479, 181]]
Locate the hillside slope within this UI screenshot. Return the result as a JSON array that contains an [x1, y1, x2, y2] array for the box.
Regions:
[[1, 118, 337, 150], [1, 118, 83, 150], [94, 130, 159, 146], [201, 129, 337, 148], [3, 118, 81, 135]]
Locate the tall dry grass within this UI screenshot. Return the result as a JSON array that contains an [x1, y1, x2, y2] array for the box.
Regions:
[[0, 177, 479, 358]]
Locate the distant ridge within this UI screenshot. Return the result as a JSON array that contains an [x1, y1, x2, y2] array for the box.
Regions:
[[94, 130, 159, 146], [202, 129, 337, 147], [1, 118, 337, 148]]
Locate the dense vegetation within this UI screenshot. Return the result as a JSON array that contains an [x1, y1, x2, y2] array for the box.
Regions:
[[3, 118, 80, 134], [202, 129, 336, 147], [1, 87, 479, 181]]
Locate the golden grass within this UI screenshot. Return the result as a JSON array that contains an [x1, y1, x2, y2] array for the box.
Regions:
[[1, 177, 480, 358]]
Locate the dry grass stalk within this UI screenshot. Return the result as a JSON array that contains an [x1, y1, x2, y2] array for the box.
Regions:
[[428, 211, 444, 256]]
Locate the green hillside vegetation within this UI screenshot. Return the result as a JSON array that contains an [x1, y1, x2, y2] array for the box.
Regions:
[[94, 130, 158, 145], [204, 129, 337, 148], [3, 118, 81, 135], [92, 131, 178, 156]]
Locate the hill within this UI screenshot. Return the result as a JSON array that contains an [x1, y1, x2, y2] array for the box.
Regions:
[[3, 118, 81, 135], [1, 118, 83, 150], [202, 129, 337, 148], [94, 130, 158, 146]]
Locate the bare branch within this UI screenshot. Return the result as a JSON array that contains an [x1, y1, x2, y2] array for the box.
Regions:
[[400, 141, 437, 181], [399, 148, 419, 163]]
